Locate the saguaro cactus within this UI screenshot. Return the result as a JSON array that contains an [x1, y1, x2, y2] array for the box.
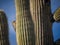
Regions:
[[15, 0, 35, 45], [0, 10, 9, 45], [30, 0, 53, 45], [53, 8, 60, 22]]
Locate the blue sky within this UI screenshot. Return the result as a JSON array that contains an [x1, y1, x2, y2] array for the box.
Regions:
[[51, 0, 60, 41], [0, 0, 60, 45]]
